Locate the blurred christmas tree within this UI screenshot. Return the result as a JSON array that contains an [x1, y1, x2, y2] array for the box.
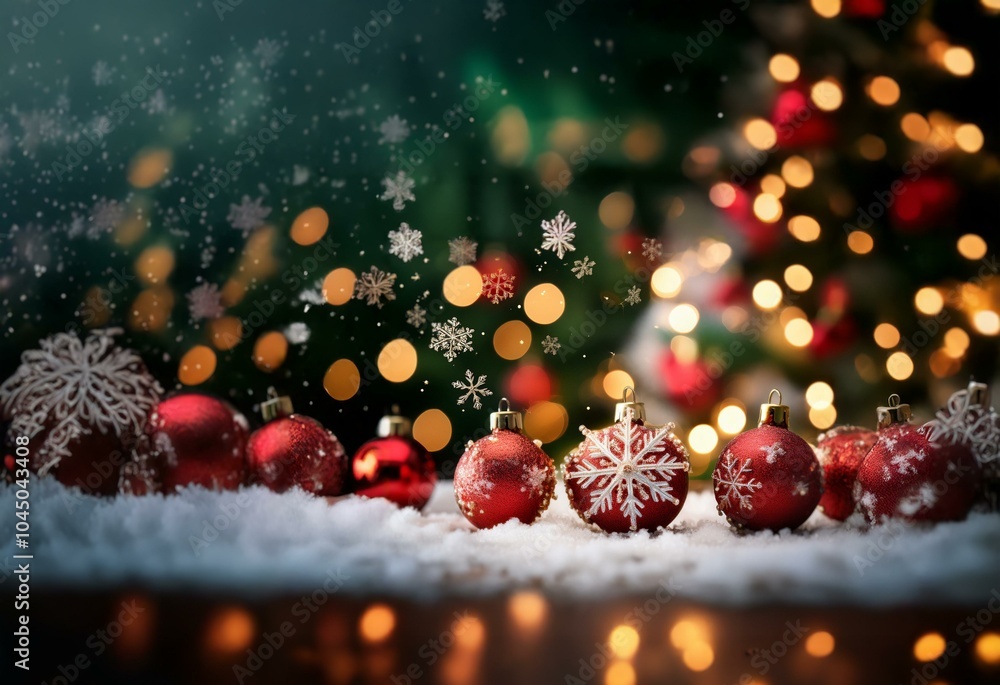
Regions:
[[1, 0, 998, 479]]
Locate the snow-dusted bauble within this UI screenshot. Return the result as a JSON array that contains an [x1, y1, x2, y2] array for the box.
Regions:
[[713, 390, 822, 532], [246, 389, 347, 495], [816, 425, 877, 521], [454, 398, 556, 529], [855, 395, 981, 524], [118, 449, 161, 496], [143, 393, 249, 493], [923, 379, 1000, 511], [352, 408, 436, 509], [0, 329, 162, 495], [563, 389, 689, 533]]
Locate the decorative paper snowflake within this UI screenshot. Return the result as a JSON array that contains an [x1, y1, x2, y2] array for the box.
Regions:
[[405, 303, 427, 328], [641, 238, 663, 262], [380, 171, 416, 211], [714, 452, 763, 514], [624, 286, 642, 306], [483, 0, 506, 22], [378, 115, 410, 144], [387, 222, 424, 263], [253, 38, 283, 68], [187, 283, 224, 321], [448, 237, 478, 266], [482, 269, 516, 304], [0, 330, 162, 475], [92, 61, 116, 86], [541, 335, 561, 355], [540, 210, 577, 260], [572, 256, 596, 279], [227, 196, 271, 234], [452, 370, 493, 410], [923, 388, 1000, 464], [565, 408, 689, 531], [429, 317, 474, 362], [354, 266, 397, 308]]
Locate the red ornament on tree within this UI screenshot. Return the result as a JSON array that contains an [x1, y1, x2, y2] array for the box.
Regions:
[[855, 395, 981, 524], [713, 390, 823, 531], [246, 389, 348, 496], [563, 388, 690, 533], [352, 407, 437, 509], [144, 393, 249, 493], [0, 329, 161, 496], [454, 398, 556, 529], [816, 425, 877, 521]]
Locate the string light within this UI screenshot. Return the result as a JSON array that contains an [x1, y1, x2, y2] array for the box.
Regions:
[[867, 76, 900, 106], [788, 215, 821, 242], [811, 79, 843, 111], [784, 264, 813, 292], [688, 425, 719, 454], [873, 323, 901, 349], [752, 280, 783, 310], [954, 124, 984, 153], [913, 633, 946, 662], [753, 193, 783, 222], [769, 54, 800, 82], [669, 304, 700, 333], [887, 352, 914, 380], [744, 119, 777, 149], [781, 156, 814, 188], [942, 46, 975, 76], [847, 231, 874, 254], [957, 234, 987, 260], [785, 318, 814, 347], [914, 287, 944, 315]]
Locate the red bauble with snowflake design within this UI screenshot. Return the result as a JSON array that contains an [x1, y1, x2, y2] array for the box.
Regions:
[[563, 394, 689, 533], [713, 391, 822, 532], [816, 425, 878, 521], [143, 393, 250, 493], [0, 329, 162, 496], [454, 399, 556, 529], [246, 390, 348, 495], [923, 379, 1000, 511], [855, 395, 981, 524]]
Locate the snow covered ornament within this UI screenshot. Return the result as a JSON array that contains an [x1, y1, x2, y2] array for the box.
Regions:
[[0, 329, 162, 495], [563, 388, 690, 533], [712, 389, 822, 532], [454, 398, 556, 529], [855, 394, 981, 524]]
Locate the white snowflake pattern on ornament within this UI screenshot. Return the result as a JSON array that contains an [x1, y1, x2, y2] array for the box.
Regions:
[[760, 442, 786, 465], [429, 317, 474, 362], [641, 238, 663, 262], [887, 448, 925, 478], [565, 407, 688, 531], [354, 266, 397, 308], [378, 115, 410, 144], [897, 483, 939, 516], [715, 452, 763, 513], [387, 222, 424, 263], [923, 387, 1000, 465], [0, 329, 162, 475], [380, 171, 416, 211], [521, 462, 551, 496], [571, 255, 596, 279], [482, 269, 515, 304], [540, 210, 577, 260], [186, 283, 224, 321], [448, 237, 478, 266], [452, 370, 493, 410]]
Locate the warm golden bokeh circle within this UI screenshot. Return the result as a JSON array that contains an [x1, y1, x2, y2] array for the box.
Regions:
[[253, 332, 289, 372], [413, 409, 452, 452], [324, 359, 361, 400], [493, 320, 532, 361], [323, 268, 357, 305], [179, 345, 217, 385], [291, 207, 330, 246], [523, 401, 569, 443], [443, 265, 483, 307], [377, 338, 418, 382], [523, 283, 565, 324]]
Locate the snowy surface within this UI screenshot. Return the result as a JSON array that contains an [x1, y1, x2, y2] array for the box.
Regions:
[[3, 479, 998, 605]]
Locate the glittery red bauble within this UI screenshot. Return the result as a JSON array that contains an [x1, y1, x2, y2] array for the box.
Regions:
[[816, 425, 877, 521], [563, 412, 690, 533], [246, 415, 347, 495], [352, 435, 436, 509], [854, 423, 981, 524], [454, 429, 555, 529], [146, 394, 249, 493], [713, 424, 822, 531]]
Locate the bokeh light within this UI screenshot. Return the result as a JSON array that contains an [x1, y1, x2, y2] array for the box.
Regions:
[[524, 283, 565, 324], [508, 591, 548, 632], [781, 156, 814, 188], [128, 148, 173, 188], [605, 661, 636, 685], [609, 625, 641, 659], [493, 320, 532, 360], [652, 265, 684, 298], [887, 351, 915, 380], [784, 264, 813, 292], [955, 124, 984, 153], [847, 231, 874, 254], [973, 310, 1000, 335], [178, 345, 217, 385], [942, 46, 975, 76], [914, 287, 944, 315], [975, 632, 1000, 664], [744, 118, 777, 150], [377, 338, 418, 382], [811, 0, 841, 18], [809, 405, 837, 429], [874, 323, 901, 349], [443, 265, 483, 307], [323, 267, 357, 305], [867, 76, 901, 106], [688, 424, 719, 454], [785, 318, 814, 347], [599, 192, 635, 230], [603, 369, 635, 399], [811, 79, 843, 111], [134, 245, 176, 285], [806, 382, 834, 409], [805, 631, 836, 657], [204, 607, 255, 655], [957, 234, 987, 260], [669, 304, 700, 333], [913, 632, 947, 662], [788, 215, 821, 242], [359, 604, 395, 643], [753, 193, 783, 222], [252, 331, 288, 372], [413, 409, 452, 452], [324, 359, 361, 400], [717, 404, 747, 434], [524, 401, 569, 443], [290, 206, 329, 246], [769, 54, 800, 82], [752, 280, 783, 310]]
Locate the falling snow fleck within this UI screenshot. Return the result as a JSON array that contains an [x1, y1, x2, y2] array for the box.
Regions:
[[448, 237, 478, 266], [380, 171, 416, 211], [354, 266, 397, 309], [572, 256, 596, 279], [540, 210, 577, 260], [453, 370, 493, 409], [387, 222, 424, 263], [542, 336, 561, 355], [483, 0, 506, 22], [429, 317, 475, 362], [378, 115, 410, 144], [406, 303, 427, 328], [624, 286, 642, 306], [227, 196, 271, 234], [187, 283, 224, 321], [641, 238, 663, 262], [253, 38, 283, 68]]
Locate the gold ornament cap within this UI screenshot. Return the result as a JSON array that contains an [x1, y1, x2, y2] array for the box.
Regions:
[[377, 405, 412, 437], [876, 393, 912, 428], [967, 378, 991, 408], [490, 397, 524, 431], [261, 387, 294, 421], [758, 389, 790, 428], [614, 386, 647, 422]]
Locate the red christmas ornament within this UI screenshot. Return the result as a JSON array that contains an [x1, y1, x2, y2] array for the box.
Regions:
[[816, 425, 877, 521], [923, 379, 999, 512], [855, 395, 982, 524], [118, 451, 160, 496], [352, 408, 437, 509], [144, 393, 249, 493], [0, 329, 162, 496], [713, 390, 823, 531], [454, 398, 556, 529], [246, 389, 348, 496], [563, 388, 690, 533]]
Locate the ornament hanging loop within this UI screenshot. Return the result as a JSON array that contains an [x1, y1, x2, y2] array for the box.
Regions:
[[877, 393, 911, 428], [615, 385, 647, 423], [261, 386, 294, 421], [758, 388, 790, 428], [490, 397, 524, 431], [967, 378, 991, 408], [377, 404, 412, 437]]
